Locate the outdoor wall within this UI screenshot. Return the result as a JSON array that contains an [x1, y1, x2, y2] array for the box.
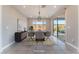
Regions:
[[65, 6, 78, 52], [1, 6, 27, 50]]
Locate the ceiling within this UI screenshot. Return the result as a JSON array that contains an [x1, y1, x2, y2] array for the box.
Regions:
[[13, 5, 66, 18]]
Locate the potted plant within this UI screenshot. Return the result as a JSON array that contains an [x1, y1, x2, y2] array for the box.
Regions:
[[29, 26, 33, 31]]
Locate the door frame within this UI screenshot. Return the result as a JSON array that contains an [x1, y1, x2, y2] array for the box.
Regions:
[[53, 17, 65, 39]]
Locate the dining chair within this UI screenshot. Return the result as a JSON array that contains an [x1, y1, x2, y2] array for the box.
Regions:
[[28, 31, 34, 41]]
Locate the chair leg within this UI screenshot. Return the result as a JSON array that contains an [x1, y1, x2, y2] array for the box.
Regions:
[[31, 37, 33, 41], [28, 37, 30, 40], [45, 37, 48, 40]]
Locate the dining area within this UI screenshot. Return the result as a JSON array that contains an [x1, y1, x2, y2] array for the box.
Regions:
[[27, 30, 51, 41], [15, 29, 51, 42]]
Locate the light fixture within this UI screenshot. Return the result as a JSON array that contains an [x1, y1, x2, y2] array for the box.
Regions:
[[37, 5, 42, 20], [37, 5, 46, 20]]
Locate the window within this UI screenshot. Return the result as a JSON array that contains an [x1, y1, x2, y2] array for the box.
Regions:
[[32, 21, 47, 30], [32, 22, 47, 24]]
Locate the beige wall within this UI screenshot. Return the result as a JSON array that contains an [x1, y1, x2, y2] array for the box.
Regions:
[[1, 6, 27, 51], [27, 18, 51, 31], [65, 6, 78, 50], [76, 6, 79, 52]]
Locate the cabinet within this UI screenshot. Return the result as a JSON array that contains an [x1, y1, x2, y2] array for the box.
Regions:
[[15, 31, 27, 42]]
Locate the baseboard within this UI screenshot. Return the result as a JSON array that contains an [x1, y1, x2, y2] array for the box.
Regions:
[[65, 42, 79, 53], [0, 41, 15, 53], [66, 42, 78, 50]]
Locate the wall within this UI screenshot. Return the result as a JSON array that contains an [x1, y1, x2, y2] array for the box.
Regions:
[[27, 18, 51, 31], [50, 18, 53, 35], [0, 5, 2, 52], [1, 6, 27, 51], [17, 14, 27, 31], [76, 6, 79, 52], [65, 6, 78, 52]]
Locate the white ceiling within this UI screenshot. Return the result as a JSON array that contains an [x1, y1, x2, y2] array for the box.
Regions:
[[13, 5, 66, 18]]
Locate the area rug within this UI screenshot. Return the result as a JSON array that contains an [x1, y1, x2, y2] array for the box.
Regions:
[[23, 39, 54, 45]]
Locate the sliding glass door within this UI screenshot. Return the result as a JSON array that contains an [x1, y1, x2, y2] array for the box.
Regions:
[[53, 19, 58, 37], [53, 18, 65, 41]]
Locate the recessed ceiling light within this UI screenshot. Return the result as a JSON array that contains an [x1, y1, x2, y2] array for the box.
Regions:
[[53, 5, 56, 8], [23, 6, 26, 8]]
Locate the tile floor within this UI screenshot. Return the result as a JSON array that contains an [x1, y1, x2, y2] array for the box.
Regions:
[[1, 36, 76, 54]]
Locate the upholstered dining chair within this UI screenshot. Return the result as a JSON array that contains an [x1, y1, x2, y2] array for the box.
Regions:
[[28, 31, 34, 41], [35, 30, 45, 41], [45, 31, 51, 40]]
